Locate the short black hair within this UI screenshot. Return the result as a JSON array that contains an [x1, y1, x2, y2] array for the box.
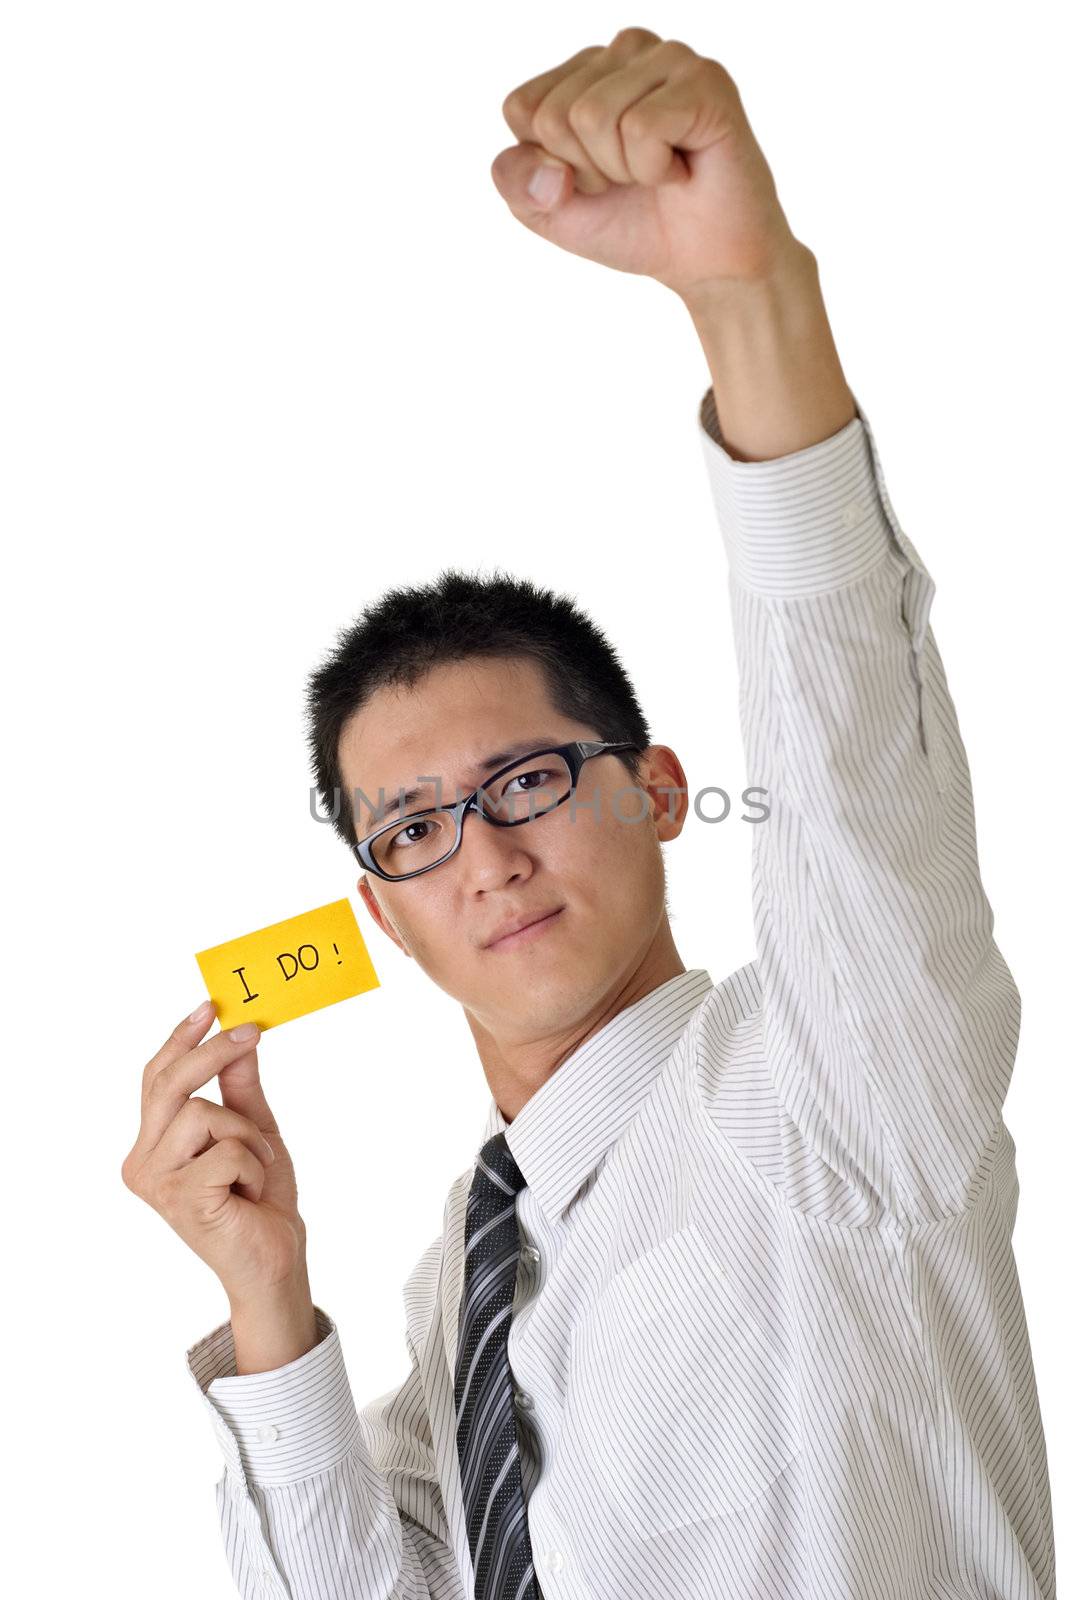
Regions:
[[304, 565, 652, 857]]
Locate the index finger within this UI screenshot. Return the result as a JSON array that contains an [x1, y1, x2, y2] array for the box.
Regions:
[[137, 1008, 261, 1154], [139, 1000, 220, 1111]]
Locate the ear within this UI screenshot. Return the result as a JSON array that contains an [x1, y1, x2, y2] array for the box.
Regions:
[[356, 872, 411, 957], [636, 745, 689, 844]]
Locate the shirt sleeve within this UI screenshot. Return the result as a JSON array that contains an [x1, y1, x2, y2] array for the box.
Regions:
[[187, 1305, 464, 1600], [696, 383, 1020, 1226]]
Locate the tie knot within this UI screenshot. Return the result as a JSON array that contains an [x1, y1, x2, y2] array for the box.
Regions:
[[471, 1130, 526, 1203]]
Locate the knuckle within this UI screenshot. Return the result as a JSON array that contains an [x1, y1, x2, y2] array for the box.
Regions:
[[170, 1098, 205, 1137], [612, 26, 660, 48], [655, 38, 692, 64], [703, 56, 738, 95], [620, 102, 656, 138], [215, 1135, 250, 1164], [142, 1050, 171, 1091], [567, 96, 604, 135], [501, 86, 534, 123], [530, 104, 569, 148], [154, 1169, 181, 1214], [145, 1063, 170, 1103]]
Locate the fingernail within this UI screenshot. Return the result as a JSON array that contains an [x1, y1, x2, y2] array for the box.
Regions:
[[527, 162, 565, 207], [229, 1022, 259, 1042], [263, 1140, 275, 1163], [188, 999, 214, 1024]]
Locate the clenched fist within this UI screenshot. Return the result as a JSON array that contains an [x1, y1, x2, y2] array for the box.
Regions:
[[491, 27, 802, 300]]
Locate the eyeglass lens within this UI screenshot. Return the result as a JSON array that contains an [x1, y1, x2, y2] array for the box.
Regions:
[[368, 751, 574, 878]]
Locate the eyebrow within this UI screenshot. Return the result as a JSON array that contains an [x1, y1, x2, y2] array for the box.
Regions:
[[361, 738, 562, 831]]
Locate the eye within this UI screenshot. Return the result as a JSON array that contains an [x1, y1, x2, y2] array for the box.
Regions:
[[389, 818, 436, 852], [503, 767, 554, 794]]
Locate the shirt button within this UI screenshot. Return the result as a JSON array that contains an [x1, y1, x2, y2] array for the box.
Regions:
[[515, 1390, 534, 1410], [256, 1424, 279, 1444], [841, 500, 864, 528], [546, 1550, 565, 1573], [522, 1245, 541, 1265]]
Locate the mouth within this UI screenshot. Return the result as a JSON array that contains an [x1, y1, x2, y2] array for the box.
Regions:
[[485, 906, 565, 951]]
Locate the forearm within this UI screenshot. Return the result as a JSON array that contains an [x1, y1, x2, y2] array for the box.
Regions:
[[680, 242, 857, 463], [229, 1259, 320, 1375]]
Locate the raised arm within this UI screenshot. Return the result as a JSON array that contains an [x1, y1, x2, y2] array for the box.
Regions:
[[688, 344, 1019, 1225], [682, 240, 1017, 1225], [489, 28, 1019, 1225]]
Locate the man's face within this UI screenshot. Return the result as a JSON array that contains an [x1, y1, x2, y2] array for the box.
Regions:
[[339, 656, 686, 1044]]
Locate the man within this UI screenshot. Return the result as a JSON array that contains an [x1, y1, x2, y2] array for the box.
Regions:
[[122, 28, 1056, 1600]]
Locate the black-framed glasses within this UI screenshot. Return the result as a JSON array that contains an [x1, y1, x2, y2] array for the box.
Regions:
[[354, 739, 643, 882]]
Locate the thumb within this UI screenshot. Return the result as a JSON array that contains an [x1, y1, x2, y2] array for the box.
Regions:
[[219, 1046, 280, 1137], [490, 142, 574, 220]]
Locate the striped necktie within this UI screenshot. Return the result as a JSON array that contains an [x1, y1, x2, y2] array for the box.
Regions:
[[454, 1131, 543, 1600]]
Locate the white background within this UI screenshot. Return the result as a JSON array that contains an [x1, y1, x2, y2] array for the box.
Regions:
[[2, 1, 1066, 1593]]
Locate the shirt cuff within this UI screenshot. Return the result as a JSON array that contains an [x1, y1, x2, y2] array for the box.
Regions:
[[186, 1305, 361, 1487], [696, 383, 903, 598]]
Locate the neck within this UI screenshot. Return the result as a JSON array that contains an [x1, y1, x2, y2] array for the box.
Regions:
[[465, 915, 687, 1123]]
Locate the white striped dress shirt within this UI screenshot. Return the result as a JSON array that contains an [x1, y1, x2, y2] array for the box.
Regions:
[[187, 385, 1056, 1599]]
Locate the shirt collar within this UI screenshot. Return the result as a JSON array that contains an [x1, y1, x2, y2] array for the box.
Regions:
[[478, 967, 713, 1226]]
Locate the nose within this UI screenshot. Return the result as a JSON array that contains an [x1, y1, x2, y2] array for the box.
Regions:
[[461, 809, 536, 888]]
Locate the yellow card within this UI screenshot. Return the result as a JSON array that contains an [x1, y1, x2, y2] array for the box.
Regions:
[[195, 898, 379, 1031]]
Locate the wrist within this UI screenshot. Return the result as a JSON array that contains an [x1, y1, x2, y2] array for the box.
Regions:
[[228, 1262, 319, 1375], [676, 235, 817, 319], [678, 243, 858, 462]]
